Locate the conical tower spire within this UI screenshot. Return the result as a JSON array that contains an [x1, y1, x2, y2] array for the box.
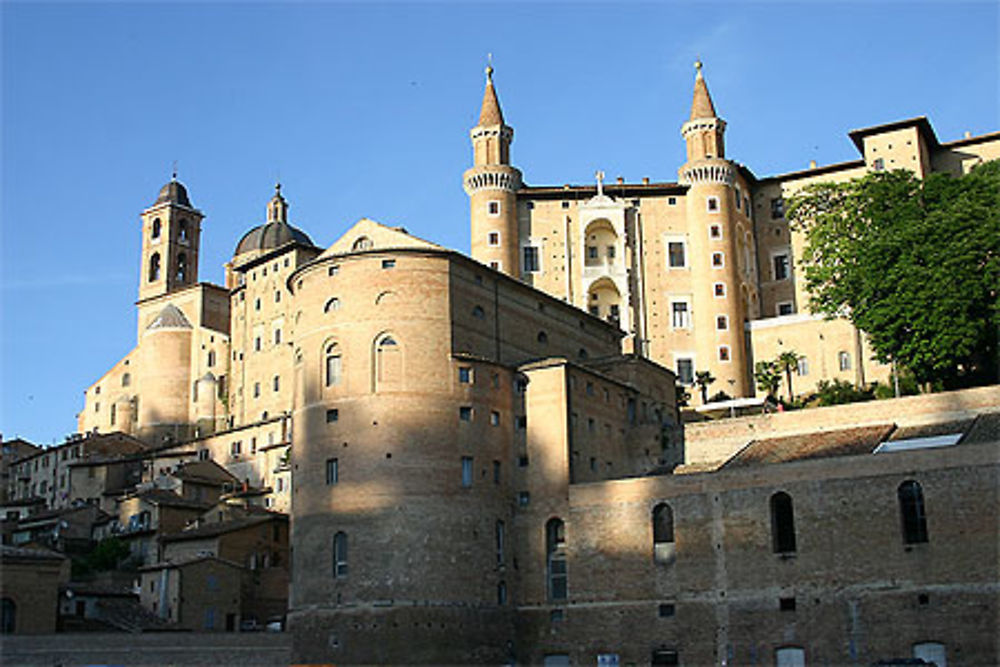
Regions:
[[689, 60, 718, 120], [478, 62, 505, 127]]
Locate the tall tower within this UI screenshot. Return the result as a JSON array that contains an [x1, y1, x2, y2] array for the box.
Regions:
[[464, 64, 522, 276], [679, 62, 750, 399], [138, 176, 204, 302]]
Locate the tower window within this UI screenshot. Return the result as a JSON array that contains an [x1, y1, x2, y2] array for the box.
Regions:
[[487, 201, 501, 216], [461, 457, 473, 487], [273, 375, 280, 392], [716, 315, 729, 330], [706, 196, 719, 212], [488, 231, 500, 246], [151, 218, 161, 240], [148, 253, 161, 282], [714, 282, 726, 298], [712, 252, 725, 267], [718, 345, 731, 362], [176, 253, 188, 282], [324, 297, 340, 313], [326, 458, 339, 485], [325, 344, 342, 387], [546, 518, 567, 601], [653, 503, 675, 564], [333, 532, 348, 577], [666, 239, 687, 268], [178, 220, 189, 243], [709, 224, 722, 239]]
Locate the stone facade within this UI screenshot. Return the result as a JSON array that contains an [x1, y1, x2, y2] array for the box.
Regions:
[[470, 64, 1000, 403], [0, 545, 70, 634]]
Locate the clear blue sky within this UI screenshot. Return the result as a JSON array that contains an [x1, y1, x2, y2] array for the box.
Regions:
[[2, 2, 997, 445]]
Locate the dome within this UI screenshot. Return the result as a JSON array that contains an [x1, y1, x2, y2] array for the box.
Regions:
[[234, 222, 315, 257], [155, 180, 192, 207]]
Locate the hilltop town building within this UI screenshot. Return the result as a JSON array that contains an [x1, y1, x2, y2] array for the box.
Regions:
[[2, 62, 993, 659]]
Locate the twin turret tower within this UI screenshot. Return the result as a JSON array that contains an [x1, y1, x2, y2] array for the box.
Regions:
[[465, 61, 755, 401]]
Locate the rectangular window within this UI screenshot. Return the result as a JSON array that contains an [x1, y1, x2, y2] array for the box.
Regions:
[[459, 406, 473, 422], [838, 351, 852, 371], [676, 358, 694, 385], [713, 282, 726, 298], [716, 315, 728, 330], [587, 246, 598, 259], [709, 224, 722, 239], [490, 411, 500, 426], [326, 458, 339, 485], [667, 240, 687, 268], [706, 196, 719, 212], [873, 157, 885, 171], [488, 232, 500, 246], [771, 197, 785, 219], [487, 200, 500, 216], [777, 302, 794, 316], [381, 259, 396, 269], [328, 265, 340, 276], [797, 357, 809, 375], [670, 300, 691, 329], [493, 460, 501, 484], [458, 367, 472, 383], [523, 246, 540, 272], [668, 196, 677, 206], [274, 329, 282, 344], [606, 245, 616, 260], [773, 253, 790, 281], [326, 408, 339, 423], [231, 441, 241, 456], [712, 251, 725, 267], [719, 346, 731, 362], [461, 457, 473, 487], [496, 519, 505, 564], [658, 603, 676, 618]]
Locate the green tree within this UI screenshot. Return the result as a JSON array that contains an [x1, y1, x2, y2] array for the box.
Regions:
[[775, 351, 801, 401], [694, 370, 716, 403], [788, 162, 1000, 386], [754, 360, 781, 399]]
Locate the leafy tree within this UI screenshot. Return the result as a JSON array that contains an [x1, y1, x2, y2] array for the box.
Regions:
[[788, 162, 1000, 386], [815, 379, 873, 406], [707, 390, 732, 403], [694, 370, 716, 403], [775, 351, 801, 401], [754, 361, 781, 399]]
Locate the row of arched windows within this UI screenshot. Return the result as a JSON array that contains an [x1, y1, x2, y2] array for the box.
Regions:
[[147, 252, 188, 283], [322, 334, 401, 390], [150, 218, 190, 243]]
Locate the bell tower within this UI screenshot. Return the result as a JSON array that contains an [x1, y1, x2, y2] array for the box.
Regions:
[[464, 63, 522, 276], [138, 175, 204, 302]]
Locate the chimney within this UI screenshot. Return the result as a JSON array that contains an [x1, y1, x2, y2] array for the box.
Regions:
[[809, 160, 817, 169], [642, 177, 650, 185], [616, 177, 624, 185], [964, 131, 972, 139]]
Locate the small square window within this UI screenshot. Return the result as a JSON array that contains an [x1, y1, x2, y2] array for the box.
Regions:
[[381, 259, 396, 269], [716, 315, 728, 330], [328, 265, 340, 276], [713, 283, 726, 298], [488, 231, 500, 246], [518, 456, 529, 467], [668, 196, 678, 206], [711, 252, 724, 267], [326, 409, 339, 423], [489, 261, 501, 270], [487, 201, 501, 216], [719, 346, 731, 362], [561, 201, 570, 209], [658, 603, 675, 618], [777, 302, 794, 316], [779, 597, 796, 612], [458, 367, 472, 383], [459, 406, 473, 422], [709, 224, 722, 239], [706, 196, 719, 212], [518, 491, 530, 506]]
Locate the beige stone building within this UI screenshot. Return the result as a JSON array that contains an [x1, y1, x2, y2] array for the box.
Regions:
[[468, 64, 1000, 402]]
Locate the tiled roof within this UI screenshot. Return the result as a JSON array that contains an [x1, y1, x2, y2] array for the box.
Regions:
[[962, 412, 1000, 444], [146, 304, 192, 331], [1, 544, 67, 561], [173, 459, 239, 485], [888, 419, 975, 441], [161, 512, 286, 543], [134, 488, 210, 510], [722, 424, 896, 469]]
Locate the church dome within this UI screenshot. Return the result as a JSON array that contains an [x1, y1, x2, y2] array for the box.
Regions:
[[234, 222, 315, 257], [155, 179, 192, 207]]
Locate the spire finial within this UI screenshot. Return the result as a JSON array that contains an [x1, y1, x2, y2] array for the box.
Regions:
[[595, 170, 605, 197], [694, 59, 703, 79], [171, 160, 178, 181], [486, 53, 494, 81], [275, 181, 282, 196]]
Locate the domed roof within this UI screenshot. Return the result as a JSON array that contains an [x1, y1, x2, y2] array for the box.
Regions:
[[155, 179, 192, 207], [234, 222, 315, 257]]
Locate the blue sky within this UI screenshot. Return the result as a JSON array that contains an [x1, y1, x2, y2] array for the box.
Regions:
[[2, 1, 997, 444]]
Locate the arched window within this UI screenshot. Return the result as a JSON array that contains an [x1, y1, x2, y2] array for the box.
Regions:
[[545, 518, 567, 601], [176, 253, 188, 282], [653, 503, 675, 564], [151, 218, 161, 240], [148, 253, 161, 282], [375, 291, 394, 305], [121, 373, 131, 387], [324, 297, 340, 313], [578, 348, 588, 360], [333, 531, 348, 578], [770, 492, 797, 554], [325, 344, 342, 387], [352, 236, 373, 251], [537, 331, 548, 344], [898, 480, 928, 544], [179, 219, 189, 242], [375, 334, 401, 387], [1, 597, 16, 634]]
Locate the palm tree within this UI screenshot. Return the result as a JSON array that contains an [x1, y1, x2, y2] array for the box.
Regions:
[[776, 351, 801, 401], [694, 370, 716, 404], [754, 361, 781, 399]]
